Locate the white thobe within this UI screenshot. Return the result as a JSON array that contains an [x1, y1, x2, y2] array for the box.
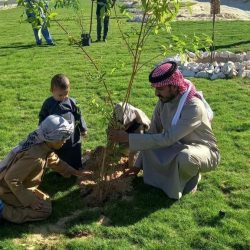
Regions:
[[129, 95, 220, 199]]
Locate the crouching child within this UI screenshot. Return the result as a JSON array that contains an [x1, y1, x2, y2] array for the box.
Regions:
[[0, 115, 87, 224]]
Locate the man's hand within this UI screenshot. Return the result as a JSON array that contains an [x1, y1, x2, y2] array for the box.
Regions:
[[108, 128, 129, 143], [122, 167, 141, 178]]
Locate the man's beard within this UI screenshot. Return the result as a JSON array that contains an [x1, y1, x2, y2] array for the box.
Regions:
[[158, 94, 176, 103]]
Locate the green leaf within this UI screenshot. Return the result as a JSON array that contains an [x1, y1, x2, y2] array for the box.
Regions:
[[48, 12, 58, 19]]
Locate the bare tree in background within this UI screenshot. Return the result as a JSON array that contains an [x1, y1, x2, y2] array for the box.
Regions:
[[210, 0, 220, 62], [210, 0, 220, 15]]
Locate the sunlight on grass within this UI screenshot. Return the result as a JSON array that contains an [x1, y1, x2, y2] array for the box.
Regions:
[[0, 1, 249, 249]]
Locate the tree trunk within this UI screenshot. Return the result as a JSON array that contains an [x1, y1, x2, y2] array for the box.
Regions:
[[210, 0, 220, 14]]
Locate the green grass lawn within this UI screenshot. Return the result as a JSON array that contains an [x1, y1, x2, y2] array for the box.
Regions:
[[0, 1, 250, 249]]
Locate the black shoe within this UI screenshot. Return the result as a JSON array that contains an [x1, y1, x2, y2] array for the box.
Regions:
[[183, 173, 201, 195], [47, 42, 56, 46], [95, 39, 101, 42], [36, 39, 42, 46]]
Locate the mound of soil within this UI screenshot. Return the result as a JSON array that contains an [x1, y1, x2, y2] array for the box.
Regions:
[[78, 146, 134, 207]]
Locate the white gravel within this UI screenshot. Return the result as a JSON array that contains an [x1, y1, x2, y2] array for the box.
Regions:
[[178, 0, 250, 20]]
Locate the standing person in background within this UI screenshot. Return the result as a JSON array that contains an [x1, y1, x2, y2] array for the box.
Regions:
[[95, 0, 116, 42], [0, 115, 87, 224], [24, 0, 54, 45], [39, 74, 87, 170]]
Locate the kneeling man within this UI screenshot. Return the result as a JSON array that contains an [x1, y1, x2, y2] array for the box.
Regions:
[[109, 61, 220, 199]]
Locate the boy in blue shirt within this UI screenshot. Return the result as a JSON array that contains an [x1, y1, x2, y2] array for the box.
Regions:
[[39, 74, 87, 169]]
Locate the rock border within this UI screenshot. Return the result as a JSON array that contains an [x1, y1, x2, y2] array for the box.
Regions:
[[165, 51, 250, 80]]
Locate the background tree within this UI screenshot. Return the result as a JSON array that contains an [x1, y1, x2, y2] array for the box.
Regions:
[[210, 0, 220, 62]]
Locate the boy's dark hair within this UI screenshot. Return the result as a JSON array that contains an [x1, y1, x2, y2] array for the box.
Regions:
[[51, 74, 70, 90]]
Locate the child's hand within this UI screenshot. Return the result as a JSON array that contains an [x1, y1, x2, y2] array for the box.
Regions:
[[74, 170, 93, 177]]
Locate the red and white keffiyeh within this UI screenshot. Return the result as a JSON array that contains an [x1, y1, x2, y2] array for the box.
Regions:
[[149, 61, 199, 103]]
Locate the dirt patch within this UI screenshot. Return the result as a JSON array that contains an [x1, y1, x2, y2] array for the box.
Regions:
[[13, 210, 84, 249], [14, 234, 64, 250], [78, 146, 135, 207]]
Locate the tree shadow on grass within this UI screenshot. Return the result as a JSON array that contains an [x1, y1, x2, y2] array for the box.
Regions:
[[103, 176, 176, 226], [0, 176, 176, 241], [0, 43, 38, 50], [40, 170, 77, 196], [198, 40, 250, 52], [211, 40, 250, 51], [0, 41, 63, 50]]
